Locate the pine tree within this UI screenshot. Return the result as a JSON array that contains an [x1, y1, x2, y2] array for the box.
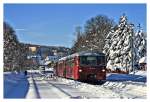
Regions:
[[4, 22, 28, 71], [4, 22, 19, 71], [134, 24, 147, 64], [103, 14, 135, 73]]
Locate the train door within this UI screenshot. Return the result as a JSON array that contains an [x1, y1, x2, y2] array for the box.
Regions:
[[73, 56, 79, 80], [66, 58, 74, 79], [63, 61, 66, 78]]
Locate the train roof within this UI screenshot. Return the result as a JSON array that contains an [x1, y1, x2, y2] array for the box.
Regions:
[[59, 51, 105, 61], [77, 51, 105, 56]]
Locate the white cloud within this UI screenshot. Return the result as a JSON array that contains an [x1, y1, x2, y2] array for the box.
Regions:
[[15, 28, 26, 31]]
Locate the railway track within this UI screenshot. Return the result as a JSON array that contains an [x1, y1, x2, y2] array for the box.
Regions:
[[57, 77, 146, 98], [45, 79, 104, 99], [31, 73, 146, 99], [100, 81, 146, 98]]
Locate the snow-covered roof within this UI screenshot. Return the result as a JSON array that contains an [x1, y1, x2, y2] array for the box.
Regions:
[[44, 61, 52, 65], [59, 56, 67, 61], [139, 57, 147, 63]]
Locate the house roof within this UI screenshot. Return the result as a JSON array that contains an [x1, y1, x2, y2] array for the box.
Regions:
[[139, 57, 147, 63]]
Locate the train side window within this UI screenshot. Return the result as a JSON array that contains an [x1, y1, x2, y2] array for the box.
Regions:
[[75, 57, 79, 66], [80, 56, 86, 65], [70, 59, 74, 67], [66, 59, 70, 67], [66, 59, 69, 67], [66, 58, 74, 68], [59, 61, 63, 69]]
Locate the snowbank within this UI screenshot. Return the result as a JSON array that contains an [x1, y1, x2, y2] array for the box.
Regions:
[[107, 71, 146, 82], [139, 57, 146, 63], [4, 72, 29, 98], [57, 71, 146, 99]]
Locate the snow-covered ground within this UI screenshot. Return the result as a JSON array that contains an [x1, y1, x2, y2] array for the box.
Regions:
[[4, 72, 29, 98], [3, 70, 147, 99], [57, 71, 147, 99], [107, 70, 146, 82]]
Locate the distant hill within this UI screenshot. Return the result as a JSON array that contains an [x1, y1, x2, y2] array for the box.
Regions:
[[22, 43, 71, 58]]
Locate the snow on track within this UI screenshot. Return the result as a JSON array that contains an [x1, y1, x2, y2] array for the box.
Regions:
[[56, 71, 147, 99], [4, 71, 146, 99]]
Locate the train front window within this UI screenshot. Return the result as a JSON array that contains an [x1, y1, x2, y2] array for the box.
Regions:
[[80, 56, 97, 66], [97, 56, 105, 65], [80, 56, 105, 66]]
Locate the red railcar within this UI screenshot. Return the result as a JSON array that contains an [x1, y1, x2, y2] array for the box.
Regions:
[[55, 51, 106, 81]]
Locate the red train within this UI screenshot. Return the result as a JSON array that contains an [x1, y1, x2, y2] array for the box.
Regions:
[[55, 51, 106, 82]]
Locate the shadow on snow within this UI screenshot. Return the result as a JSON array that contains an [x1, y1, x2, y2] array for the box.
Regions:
[[4, 72, 30, 98], [106, 73, 146, 82]]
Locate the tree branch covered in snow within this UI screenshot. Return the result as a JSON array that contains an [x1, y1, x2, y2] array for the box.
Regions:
[[103, 14, 147, 73], [4, 22, 28, 71]]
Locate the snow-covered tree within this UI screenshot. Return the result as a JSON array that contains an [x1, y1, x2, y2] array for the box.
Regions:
[[134, 24, 147, 64], [103, 14, 147, 73], [103, 14, 135, 73], [4, 22, 28, 71]]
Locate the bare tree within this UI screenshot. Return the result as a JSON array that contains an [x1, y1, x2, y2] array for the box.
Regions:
[[71, 15, 114, 53]]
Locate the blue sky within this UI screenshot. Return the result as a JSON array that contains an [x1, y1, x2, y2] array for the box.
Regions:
[[4, 4, 146, 48]]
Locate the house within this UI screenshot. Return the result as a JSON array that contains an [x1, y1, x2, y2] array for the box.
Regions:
[[139, 56, 147, 71]]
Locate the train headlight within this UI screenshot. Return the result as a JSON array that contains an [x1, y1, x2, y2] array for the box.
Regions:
[[102, 69, 105, 72], [79, 69, 82, 72]]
